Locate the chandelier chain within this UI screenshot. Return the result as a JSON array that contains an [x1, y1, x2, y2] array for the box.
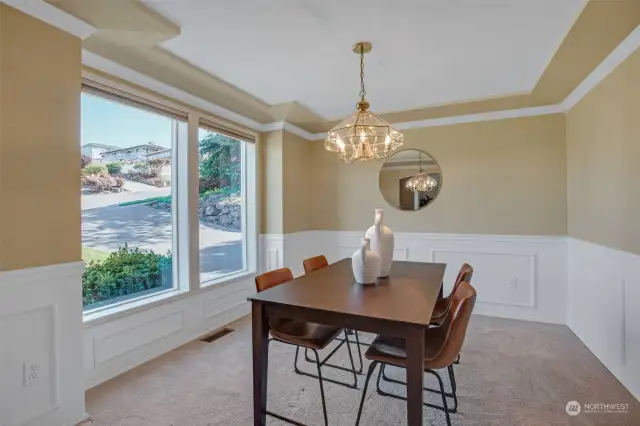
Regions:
[[359, 46, 366, 101]]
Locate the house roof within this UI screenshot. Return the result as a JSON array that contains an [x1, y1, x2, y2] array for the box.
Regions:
[[102, 143, 166, 155], [82, 143, 118, 150], [146, 148, 171, 157]]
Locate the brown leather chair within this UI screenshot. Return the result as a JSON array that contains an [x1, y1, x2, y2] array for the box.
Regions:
[[254, 268, 358, 426], [355, 281, 477, 426], [302, 255, 329, 274], [431, 263, 473, 327]]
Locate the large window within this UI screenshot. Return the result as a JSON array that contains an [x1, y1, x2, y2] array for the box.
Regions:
[[80, 80, 255, 315], [198, 127, 246, 283], [81, 91, 182, 311]]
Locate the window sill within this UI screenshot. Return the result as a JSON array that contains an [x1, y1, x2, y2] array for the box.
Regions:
[[83, 270, 256, 327], [200, 269, 255, 289]]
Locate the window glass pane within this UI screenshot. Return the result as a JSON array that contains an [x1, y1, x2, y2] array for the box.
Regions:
[[198, 128, 245, 283], [81, 93, 176, 310]]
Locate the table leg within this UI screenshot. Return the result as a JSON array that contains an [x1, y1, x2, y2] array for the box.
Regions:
[[406, 326, 425, 425], [252, 301, 269, 426]]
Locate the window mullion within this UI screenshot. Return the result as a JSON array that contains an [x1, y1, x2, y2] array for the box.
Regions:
[[174, 117, 199, 291]]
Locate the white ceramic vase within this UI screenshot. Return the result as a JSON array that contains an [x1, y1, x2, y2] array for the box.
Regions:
[[351, 238, 380, 285], [365, 209, 394, 277]]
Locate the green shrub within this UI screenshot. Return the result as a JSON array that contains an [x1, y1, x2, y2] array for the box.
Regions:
[[106, 162, 122, 175], [82, 244, 172, 306], [84, 164, 108, 176]]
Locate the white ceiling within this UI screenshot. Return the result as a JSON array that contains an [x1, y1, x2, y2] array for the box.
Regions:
[[143, 0, 586, 119]]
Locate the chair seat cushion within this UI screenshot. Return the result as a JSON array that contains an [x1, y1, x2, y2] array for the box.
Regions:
[[269, 319, 343, 350], [365, 333, 447, 370]]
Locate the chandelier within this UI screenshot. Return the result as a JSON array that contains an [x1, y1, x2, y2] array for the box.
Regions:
[[325, 42, 403, 163], [405, 152, 438, 192]]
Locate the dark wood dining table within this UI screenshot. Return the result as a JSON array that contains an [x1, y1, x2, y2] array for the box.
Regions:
[[248, 259, 446, 425]]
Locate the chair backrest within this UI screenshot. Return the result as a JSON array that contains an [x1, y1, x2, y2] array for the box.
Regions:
[[452, 263, 473, 296], [429, 281, 477, 369], [254, 268, 294, 293], [303, 255, 329, 274], [433, 263, 473, 319]]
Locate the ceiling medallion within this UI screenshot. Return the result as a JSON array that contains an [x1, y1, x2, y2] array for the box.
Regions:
[[405, 151, 438, 193], [325, 42, 403, 163]]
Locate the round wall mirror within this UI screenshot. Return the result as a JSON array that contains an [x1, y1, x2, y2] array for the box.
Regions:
[[379, 149, 442, 211]]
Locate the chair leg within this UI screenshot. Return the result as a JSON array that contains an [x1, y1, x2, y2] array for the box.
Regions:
[[296, 336, 359, 388], [355, 361, 379, 426], [378, 364, 457, 412], [310, 349, 329, 426], [425, 369, 451, 426], [447, 365, 458, 413], [304, 335, 363, 376]]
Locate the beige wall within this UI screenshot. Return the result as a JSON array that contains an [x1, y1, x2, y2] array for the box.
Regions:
[[259, 130, 284, 235], [0, 5, 81, 270], [282, 131, 311, 234], [259, 129, 312, 234], [379, 169, 413, 208], [310, 114, 568, 235], [567, 48, 640, 255]]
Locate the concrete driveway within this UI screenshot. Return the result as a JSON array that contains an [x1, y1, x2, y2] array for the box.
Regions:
[[82, 180, 242, 282]]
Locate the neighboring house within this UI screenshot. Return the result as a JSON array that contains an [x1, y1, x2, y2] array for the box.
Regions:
[[101, 142, 166, 161], [146, 148, 171, 160], [81, 143, 118, 159]]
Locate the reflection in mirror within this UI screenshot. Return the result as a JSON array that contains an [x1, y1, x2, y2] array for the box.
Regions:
[[379, 149, 442, 211]]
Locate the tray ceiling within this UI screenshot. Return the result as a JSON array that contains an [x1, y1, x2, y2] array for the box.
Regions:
[[143, 0, 586, 119]]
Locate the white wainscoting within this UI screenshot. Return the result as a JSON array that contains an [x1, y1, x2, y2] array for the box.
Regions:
[[0, 262, 86, 426], [262, 231, 568, 324], [259, 234, 284, 274], [83, 276, 253, 389], [567, 238, 640, 400]]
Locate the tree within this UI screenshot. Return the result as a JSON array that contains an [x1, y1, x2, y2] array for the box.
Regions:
[[198, 132, 241, 191], [81, 154, 92, 169]]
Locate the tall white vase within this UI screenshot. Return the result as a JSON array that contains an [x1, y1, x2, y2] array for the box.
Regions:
[[365, 209, 394, 277], [351, 238, 380, 285]]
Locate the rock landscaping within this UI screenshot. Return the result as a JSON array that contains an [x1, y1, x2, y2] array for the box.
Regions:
[[148, 192, 241, 231]]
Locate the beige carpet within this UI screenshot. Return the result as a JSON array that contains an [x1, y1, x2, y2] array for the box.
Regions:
[[85, 315, 639, 425]]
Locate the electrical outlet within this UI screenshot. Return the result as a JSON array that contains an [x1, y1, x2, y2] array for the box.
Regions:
[[508, 278, 519, 289], [23, 362, 40, 386]]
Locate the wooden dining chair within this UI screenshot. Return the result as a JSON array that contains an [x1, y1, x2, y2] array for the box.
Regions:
[[301, 255, 367, 375], [355, 281, 477, 426], [254, 268, 358, 426]]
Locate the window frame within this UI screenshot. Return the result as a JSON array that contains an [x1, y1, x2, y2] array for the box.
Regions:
[[81, 72, 258, 323]]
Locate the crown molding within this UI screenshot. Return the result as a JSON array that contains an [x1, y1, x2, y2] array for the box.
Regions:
[[0, 0, 96, 39], [561, 23, 640, 111], [305, 104, 564, 140], [82, 50, 268, 132]]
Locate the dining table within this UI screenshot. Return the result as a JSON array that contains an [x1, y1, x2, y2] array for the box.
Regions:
[[248, 258, 446, 425]]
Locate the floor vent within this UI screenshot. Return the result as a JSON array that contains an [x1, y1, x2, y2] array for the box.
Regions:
[[200, 328, 234, 343]]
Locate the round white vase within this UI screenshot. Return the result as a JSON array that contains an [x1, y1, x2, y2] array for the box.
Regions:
[[365, 209, 394, 277], [352, 238, 380, 285]]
